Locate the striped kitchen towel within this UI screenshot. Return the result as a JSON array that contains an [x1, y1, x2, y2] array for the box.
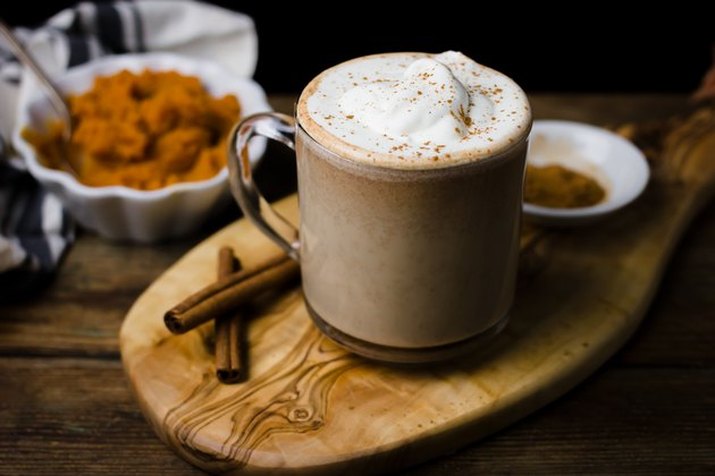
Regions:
[[0, 1, 257, 300], [0, 157, 74, 301]]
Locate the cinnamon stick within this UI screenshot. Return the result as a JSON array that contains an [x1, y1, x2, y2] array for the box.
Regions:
[[164, 253, 299, 335], [214, 247, 244, 383]]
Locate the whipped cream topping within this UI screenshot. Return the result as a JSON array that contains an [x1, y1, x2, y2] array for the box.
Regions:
[[297, 51, 531, 169]]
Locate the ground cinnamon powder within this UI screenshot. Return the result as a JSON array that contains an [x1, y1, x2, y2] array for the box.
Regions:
[[524, 164, 606, 208], [23, 69, 240, 190]]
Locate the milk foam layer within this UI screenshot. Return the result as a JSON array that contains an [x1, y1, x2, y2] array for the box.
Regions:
[[297, 51, 531, 169]]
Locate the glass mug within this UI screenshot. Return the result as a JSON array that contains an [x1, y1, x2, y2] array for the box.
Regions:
[[228, 54, 531, 363]]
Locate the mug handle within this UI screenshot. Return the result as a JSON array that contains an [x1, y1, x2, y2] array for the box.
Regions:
[[227, 112, 300, 261]]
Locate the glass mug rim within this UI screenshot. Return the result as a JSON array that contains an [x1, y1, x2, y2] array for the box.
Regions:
[[292, 110, 533, 178]]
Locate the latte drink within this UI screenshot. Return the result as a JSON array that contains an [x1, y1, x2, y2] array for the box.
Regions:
[[294, 52, 531, 361], [230, 51, 531, 362]]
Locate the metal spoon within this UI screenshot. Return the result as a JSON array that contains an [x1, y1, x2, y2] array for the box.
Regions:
[[0, 19, 79, 175]]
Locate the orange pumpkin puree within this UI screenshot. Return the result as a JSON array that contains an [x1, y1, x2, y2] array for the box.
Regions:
[[22, 69, 240, 190]]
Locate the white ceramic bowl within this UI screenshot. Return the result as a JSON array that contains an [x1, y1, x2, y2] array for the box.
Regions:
[[522, 120, 650, 226], [13, 53, 270, 242]]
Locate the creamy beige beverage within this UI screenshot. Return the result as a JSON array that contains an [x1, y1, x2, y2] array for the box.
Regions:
[[230, 51, 531, 362], [294, 52, 531, 356]]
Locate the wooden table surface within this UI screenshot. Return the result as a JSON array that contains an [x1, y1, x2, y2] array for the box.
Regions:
[[1, 95, 712, 475]]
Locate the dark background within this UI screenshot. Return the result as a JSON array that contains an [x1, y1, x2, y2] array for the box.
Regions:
[[3, 1, 713, 94]]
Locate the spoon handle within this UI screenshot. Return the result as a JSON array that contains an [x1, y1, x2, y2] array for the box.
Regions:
[[0, 19, 72, 139]]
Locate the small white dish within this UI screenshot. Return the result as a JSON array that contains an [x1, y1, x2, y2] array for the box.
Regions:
[[13, 52, 270, 242], [522, 120, 650, 226]]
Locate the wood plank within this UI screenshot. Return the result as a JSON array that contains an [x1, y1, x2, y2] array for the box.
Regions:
[[1, 94, 713, 474], [618, 201, 715, 367], [0, 357, 201, 475], [0, 95, 693, 359], [404, 366, 715, 475], [2, 202, 713, 364], [529, 94, 687, 124], [0, 357, 710, 474], [118, 98, 715, 473], [0, 236, 196, 357], [119, 192, 713, 473]]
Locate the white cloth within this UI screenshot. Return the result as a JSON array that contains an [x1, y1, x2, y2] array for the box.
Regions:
[[0, 0, 257, 296]]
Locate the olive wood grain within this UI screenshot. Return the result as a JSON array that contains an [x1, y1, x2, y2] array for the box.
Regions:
[[119, 101, 715, 474]]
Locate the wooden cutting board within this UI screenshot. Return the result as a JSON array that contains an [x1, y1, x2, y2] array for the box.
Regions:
[[120, 106, 715, 475]]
